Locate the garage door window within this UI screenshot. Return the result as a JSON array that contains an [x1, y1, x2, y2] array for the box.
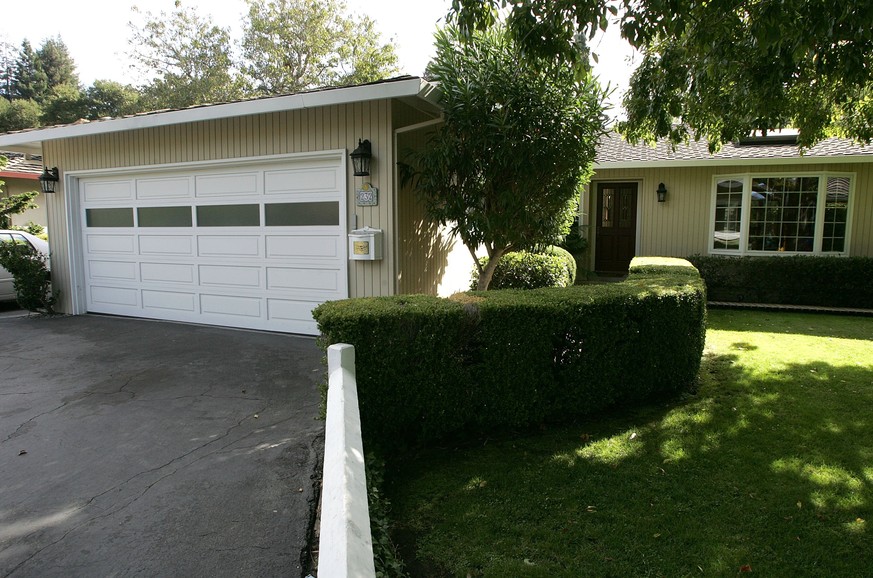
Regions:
[[197, 204, 260, 227], [265, 202, 339, 226], [86, 208, 134, 228], [138, 206, 193, 227]]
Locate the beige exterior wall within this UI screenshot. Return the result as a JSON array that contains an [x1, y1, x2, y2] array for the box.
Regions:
[[40, 99, 433, 313], [589, 161, 873, 268], [1, 177, 48, 231]]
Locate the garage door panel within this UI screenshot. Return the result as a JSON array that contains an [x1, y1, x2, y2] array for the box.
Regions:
[[89, 260, 137, 281], [80, 155, 346, 335], [91, 286, 139, 307], [143, 290, 197, 312], [196, 173, 259, 197], [266, 267, 339, 292], [87, 235, 136, 254], [83, 180, 134, 202], [199, 265, 261, 288], [201, 294, 261, 318], [137, 177, 193, 200], [141, 262, 195, 284], [140, 236, 195, 256], [198, 235, 261, 257], [266, 235, 340, 259]]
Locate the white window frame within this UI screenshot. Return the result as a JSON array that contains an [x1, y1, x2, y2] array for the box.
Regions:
[[708, 171, 855, 256]]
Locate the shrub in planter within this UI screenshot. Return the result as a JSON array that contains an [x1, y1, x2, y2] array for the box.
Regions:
[[0, 242, 58, 313], [471, 247, 575, 290]]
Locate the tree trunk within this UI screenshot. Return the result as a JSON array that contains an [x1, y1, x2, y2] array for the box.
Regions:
[[476, 247, 506, 290]]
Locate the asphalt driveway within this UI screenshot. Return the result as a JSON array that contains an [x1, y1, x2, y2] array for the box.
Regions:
[[0, 314, 325, 577]]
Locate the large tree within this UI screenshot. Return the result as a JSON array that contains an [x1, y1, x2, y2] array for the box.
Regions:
[[450, 0, 873, 149], [404, 25, 606, 290], [240, 0, 399, 95], [11, 40, 47, 103], [127, 0, 246, 109]]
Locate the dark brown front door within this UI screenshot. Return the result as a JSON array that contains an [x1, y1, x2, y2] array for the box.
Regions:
[[595, 182, 638, 274]]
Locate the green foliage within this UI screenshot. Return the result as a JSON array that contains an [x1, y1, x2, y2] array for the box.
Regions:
[[83, 80, 142, 119], [0, 184, 39, 231], [472, 248, 575, 290], [12, 221, 46, 237], [241, 0, 399, 95], [0, 98, 42, 132], [11, 40, 47, 102], [404, 24, 606, 289], [687, 255, 873, 309], [450, 0, 873, 150], [0, 240, 57, 313], [314, 257, 705, 449], [128, 2, 247, 109], [366, 454, 407, 578], [41, 83, 88, 125]]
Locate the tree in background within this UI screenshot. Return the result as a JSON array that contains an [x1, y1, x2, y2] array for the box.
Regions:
[[240, 0, 399, 95], [404, 25, 606, 290], [0, 156, 39, 229], [83, 80, 142, 119], [449, 0, 873, 149], [0, 97, 42, 133], [11, 40, 47, 103], [127, 0, 246, 110], [0, 40, 15, 101]]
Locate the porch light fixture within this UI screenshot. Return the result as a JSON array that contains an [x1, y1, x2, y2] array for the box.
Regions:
[[350, 139, 372, 177], [656, 182, 667, 203], [39, 166, 60, 194]]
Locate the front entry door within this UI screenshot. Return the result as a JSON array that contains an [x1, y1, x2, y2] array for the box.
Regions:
[[595, 182, 638, 274]]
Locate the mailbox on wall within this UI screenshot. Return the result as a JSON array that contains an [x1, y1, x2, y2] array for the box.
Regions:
[[348, 227, 383, 261]]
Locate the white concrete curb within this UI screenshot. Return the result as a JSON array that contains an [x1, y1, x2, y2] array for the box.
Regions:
[[318, 344, 376, 578]]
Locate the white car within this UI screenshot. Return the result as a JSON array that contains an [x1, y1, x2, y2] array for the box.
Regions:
[[0, 230, 51, 302]]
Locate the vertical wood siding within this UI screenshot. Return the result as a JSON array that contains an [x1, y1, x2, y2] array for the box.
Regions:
[[591, 162, 873, 265], [42, 101, 398, 313]]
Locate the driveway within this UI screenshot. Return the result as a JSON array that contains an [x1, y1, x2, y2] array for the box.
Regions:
[[0, 314, 325, 577]]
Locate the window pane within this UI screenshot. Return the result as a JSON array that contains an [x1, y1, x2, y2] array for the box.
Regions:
[[264, 202, 339, 226], [86, 208, 134, 227], [713, 179, 744, 250], [601, 189, 614, 228], [747, 176, 817, 253], [822, 176, 850, 253], [196, 204, 260, 227], [138, 206, 193, 227]]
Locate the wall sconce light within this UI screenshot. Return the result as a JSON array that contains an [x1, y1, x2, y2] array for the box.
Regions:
[[39, 166, 60, 194], [656, 182, 667, 203], [350, 139, 372, 177]]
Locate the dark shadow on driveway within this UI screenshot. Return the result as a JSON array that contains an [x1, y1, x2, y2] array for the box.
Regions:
[[0, 314, 325, 577]]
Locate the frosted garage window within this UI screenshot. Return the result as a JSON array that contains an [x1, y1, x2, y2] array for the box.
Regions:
[[86, 208, 134, 227], [138, 206, 193, 227], [265, 202, 339, 226], [196, 204, 260, 227]]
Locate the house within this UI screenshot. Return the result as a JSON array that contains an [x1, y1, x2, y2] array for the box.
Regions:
[[586, 131, 873, 274], [0, 151, 48, 229], [0, 76, 471, 335]]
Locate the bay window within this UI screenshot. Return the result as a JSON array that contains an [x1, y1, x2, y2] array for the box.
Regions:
[[710, 173, 853, 255]]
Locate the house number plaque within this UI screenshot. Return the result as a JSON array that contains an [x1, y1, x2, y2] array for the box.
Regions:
[[355, 183, 379, 206]]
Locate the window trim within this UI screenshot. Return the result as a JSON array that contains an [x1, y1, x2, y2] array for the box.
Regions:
[[708, 171, 855, 256]]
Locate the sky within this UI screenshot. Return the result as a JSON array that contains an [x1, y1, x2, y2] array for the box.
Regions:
[[1, 0, 637, 115]]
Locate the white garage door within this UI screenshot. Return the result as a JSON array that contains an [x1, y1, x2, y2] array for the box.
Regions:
[[78, 154, 347, 334]]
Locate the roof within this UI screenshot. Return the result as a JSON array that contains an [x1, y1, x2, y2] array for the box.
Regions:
[[0, 151, 43, 180], [595, 130, 873, 169], [0, 76, 441, 153]]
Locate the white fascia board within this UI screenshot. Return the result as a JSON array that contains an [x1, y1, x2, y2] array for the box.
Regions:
[[0, 78, 438, 149], [596, 154, 873, 170]]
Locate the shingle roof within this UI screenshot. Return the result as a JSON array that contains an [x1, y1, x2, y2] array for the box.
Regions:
[[0, 151, 43, 178], [595, 130, 873, 167]]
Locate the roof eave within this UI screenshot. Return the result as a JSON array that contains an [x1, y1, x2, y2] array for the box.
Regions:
[[0, 77, 441, 150], [595, 153, 873, 170]]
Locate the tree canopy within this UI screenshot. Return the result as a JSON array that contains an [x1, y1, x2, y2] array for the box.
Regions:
[[450, 0, 873, 149], [405, 25, 606, 290]]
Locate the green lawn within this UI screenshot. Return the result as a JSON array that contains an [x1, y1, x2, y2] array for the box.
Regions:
[[387, 310, 873, 577]]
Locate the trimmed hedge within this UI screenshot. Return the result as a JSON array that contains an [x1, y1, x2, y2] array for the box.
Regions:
[[688, 255, 873, 308], [314, 257, 706, 448], [472, 247, 576, 290]]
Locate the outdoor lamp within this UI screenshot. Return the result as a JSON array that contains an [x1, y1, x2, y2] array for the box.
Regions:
[[39, 166, 60, 194], [656, 182, 668, 203], [350, 139, 372, 176]]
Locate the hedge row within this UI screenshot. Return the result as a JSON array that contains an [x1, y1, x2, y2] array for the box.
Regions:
[[687, 255, 873, 309], [314, 257, 707, 448]]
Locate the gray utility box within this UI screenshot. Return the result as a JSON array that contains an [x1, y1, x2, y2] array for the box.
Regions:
[[348, 227, 383, 261]]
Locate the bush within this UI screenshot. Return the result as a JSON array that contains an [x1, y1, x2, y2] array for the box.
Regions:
[[0, 242, 57, 313], [315, 257, 706, 449], [687, 255, 873, 308], [472, 247, 575, 290]]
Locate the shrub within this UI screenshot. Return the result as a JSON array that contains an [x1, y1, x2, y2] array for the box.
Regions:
[[687, 255, 873, 308], [0, 242, 57, 313], [314, 257, 706, 449], [471, 247, 575, 290]]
